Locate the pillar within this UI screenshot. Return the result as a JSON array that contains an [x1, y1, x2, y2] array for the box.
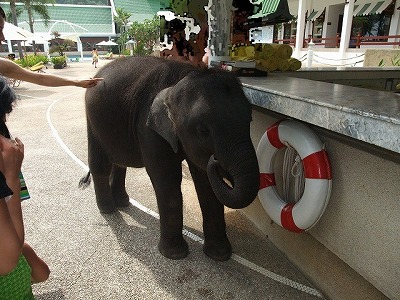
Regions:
[[339, 0, 354, 60], [206, 0, 233, 64], [293, 0, 307, 59]]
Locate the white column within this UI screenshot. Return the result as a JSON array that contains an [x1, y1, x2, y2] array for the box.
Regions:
[[77, 38, 83, 60], [388, 0, 400, 43], [339, 0, 355, 60], [293, 0, 307, 59], [7, 40, 12, 53], [278, 24, 284, 42], [43, 42, 49, 56], [206, 0, 233, 64]]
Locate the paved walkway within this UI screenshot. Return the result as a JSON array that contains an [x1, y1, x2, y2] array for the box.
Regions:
[[8, 60, 324, 299]]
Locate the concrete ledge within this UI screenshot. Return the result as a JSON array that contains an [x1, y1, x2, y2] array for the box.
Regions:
[[283, 68, 400, 91], [241, 76, 400, 299], [240, 75, 400, 155]]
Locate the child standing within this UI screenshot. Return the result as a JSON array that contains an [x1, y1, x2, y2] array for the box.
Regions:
[[91, 48, 99, 68]]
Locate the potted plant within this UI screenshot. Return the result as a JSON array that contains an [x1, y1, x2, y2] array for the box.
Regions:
[[51, 56, 66, 69]]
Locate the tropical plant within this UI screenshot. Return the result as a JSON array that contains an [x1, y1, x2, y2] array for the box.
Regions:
[[16, 54, 49, 67], [24, 0, 55, 54], [114, 7, 132, 53], [49, 31, 75, 56], [125, 15, 160, 56], [50, 55, 66, 67], [114, 7, 131, 34], [8, 0, 24, 59], [5, 0, 55, 56], [378, 52, 400, 67], [352, 15, 390, 37]]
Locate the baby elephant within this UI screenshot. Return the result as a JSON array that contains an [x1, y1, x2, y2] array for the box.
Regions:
[[84, 56, 259, 261]]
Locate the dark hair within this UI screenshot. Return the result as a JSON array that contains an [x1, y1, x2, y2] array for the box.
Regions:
[[0, 77, 17, 117], [0, 6, 6, 20], [0, 77, 17, 137]]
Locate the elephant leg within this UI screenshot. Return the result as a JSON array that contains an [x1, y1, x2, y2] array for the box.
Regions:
[[188, 161, 232, 261], [92, 174, 115, 213], [143, 150, 188, 259], [87, 124, 115, 213], [110, 165, 130, 208]]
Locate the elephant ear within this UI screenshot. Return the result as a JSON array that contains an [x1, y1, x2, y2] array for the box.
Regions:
[[146, 87, 179, 153]]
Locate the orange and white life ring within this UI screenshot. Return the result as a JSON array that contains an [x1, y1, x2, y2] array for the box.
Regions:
[[257, 119, 332, 233]]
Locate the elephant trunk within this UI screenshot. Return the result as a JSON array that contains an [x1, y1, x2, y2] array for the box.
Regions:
[[207, 142, 259, 209]]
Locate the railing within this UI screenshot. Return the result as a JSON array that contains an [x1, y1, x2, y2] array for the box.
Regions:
[[274, 34, 400, 48], [304, 34, 341, 48], [352, 33, 400, 48]]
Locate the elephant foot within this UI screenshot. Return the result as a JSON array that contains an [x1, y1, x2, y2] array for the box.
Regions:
[[158, 237, 189, 260], [203, 236, 232, 261], [96, 198, 116, 214], [113, 192, 130, 208]]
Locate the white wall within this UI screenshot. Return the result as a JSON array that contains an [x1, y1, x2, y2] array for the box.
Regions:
[[324, 4, 344, 45]]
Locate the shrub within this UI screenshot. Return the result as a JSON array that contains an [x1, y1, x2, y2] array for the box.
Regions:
[[121, 49, 130, 56], [16, 54, 49, 67], [51, 56, 66, 66]]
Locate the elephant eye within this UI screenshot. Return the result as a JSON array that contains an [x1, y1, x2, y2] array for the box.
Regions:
[[196, 124, 210, 139]]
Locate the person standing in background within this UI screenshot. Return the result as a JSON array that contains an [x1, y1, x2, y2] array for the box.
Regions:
[[91, 48, 99, 68]]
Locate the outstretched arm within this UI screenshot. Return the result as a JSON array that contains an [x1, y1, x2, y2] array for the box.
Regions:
[[0, 57, 103, 88]]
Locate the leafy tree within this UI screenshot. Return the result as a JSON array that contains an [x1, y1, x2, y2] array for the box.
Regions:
[[114, 7, 131, 53], [49, 31, 74, 56], [22, 0, 55, 54], [4, 0, 55, 56], [125, 15, 160, 56], [114, 7, 131, 34], [352, 15, 390, 37], [7, 0, 24, 58]]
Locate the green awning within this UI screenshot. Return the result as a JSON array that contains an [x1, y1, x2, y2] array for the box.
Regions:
[[352, 0, 393, 16], [249, 0, 293, 24], [306, 9, 325, 21]]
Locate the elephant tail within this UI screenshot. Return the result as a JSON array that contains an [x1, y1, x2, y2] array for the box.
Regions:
[[78, 171, 91, 189]]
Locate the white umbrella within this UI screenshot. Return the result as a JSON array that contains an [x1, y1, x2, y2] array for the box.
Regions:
[[60, 33, 81, 42], [29, 33, 51, 44], [96, 40, 118, 46], [3, 22, 34, 41]]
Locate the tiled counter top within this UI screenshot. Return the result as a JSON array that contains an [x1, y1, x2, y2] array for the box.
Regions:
[[240, 75, 400, 154]]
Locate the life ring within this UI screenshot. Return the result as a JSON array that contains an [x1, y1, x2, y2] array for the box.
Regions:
[[257, 119, 332, 233]]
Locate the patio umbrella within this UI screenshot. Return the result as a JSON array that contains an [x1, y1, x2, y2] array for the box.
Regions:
[[3, 22, 34, 41], [29, 33, 52, 44], [96, 40, 118, 46]]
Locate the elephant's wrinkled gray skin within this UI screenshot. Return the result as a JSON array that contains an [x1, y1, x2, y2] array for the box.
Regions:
[[85, 56, 259, 261]]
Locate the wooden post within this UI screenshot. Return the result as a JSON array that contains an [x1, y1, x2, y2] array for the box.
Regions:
[[356, 32, 361, 48]]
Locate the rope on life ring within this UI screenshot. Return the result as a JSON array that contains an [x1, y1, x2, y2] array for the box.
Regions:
[[256, 119, 332, 233]]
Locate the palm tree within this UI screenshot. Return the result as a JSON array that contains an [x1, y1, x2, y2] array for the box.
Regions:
[[6, 0, 54, 57], [8, 0, 24, 58], [114, 7, 131, 34], [22, 0, 55, 54], [114, 8, 131, 54]]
